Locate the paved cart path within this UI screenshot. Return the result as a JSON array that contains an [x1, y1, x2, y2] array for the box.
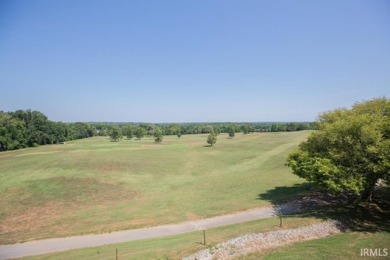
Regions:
[[0, 202, 305, 259]]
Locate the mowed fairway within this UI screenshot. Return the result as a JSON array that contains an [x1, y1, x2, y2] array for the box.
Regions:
[[0, 131, 310, 244]]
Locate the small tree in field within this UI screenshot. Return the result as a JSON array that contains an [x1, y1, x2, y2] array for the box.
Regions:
[[134, 127, 146, 139], [124, 126, 133, 139], [109, 126, 122, 142], [241, 125, 249, 134], [228, 126, 235, 138], [207, 131, 217, 146], [154, 128, 163, 143], [176, 130, 182, 138], [287, 98, 390, 201]]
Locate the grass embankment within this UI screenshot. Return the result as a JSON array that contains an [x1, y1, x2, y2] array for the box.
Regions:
[[0, 131, 310, 244], [22, 216, 323, 259], [21, 194, 390, 260], [261, 232, 390, 260], [241, 187, 390, 259]]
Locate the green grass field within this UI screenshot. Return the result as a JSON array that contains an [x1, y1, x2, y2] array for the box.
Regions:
[[0, 131, 310, 244]]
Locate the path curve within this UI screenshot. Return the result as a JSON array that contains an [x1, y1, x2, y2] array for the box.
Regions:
[[0, 202, 303, 259]]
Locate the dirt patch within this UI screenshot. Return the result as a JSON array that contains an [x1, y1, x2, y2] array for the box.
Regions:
[[0, 201, 66, 234], [0, 200, 86, 244], [0, 177, 138, 244], [186, 212, 201, 221]]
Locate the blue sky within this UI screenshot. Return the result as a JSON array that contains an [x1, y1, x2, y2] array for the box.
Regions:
[[0, 0, 389, 122]]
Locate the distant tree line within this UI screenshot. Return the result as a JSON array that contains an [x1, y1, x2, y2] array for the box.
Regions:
[[0, 110, 95, 151], [93, 121, 317, 138], [0, 109, 317, 151]]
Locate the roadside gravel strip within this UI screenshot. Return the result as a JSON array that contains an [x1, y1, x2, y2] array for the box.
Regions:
[[183, 221, 343, 260], [0, 201, 311, 259]]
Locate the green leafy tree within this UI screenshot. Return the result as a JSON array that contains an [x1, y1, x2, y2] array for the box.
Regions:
[[124, 126, 133, 139], [176, 130, 182, 138], [213, 126, 221, 135], [271, 123, 278, 132], [11, 109, 51, 146], [70, 122, 96, 139], [146, 124, 156, 136], [109, 126, 122, 142], [0, 109, 100, 151], [134, 127, 146, 139], [154, 127, 163, 143], [98, 128, 108, 136], [0, 112, 26, 150], [241, 125, 249, 134], [228, 125, 235, 138], [207, 130, 217, 146], [287, 98, 390, 201], [47, 121, 69, 144]]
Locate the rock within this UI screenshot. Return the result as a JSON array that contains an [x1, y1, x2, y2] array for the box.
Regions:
[[183, 221, 343, 260]]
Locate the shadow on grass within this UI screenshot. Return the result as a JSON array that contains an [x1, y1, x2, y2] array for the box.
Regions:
[[258, 183, 317, 204], [258, 183, 390, 233]]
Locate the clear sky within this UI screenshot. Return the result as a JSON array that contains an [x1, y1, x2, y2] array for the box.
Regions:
[[0, 0, 389, 122]]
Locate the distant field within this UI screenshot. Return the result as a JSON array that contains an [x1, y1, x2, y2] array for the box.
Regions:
[[0, 131, 310, 244]]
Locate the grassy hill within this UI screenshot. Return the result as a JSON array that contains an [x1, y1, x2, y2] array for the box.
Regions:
[[0, 131, 310, 244]]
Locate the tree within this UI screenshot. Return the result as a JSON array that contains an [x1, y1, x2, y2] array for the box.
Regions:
[[11, 109, 51, 146], [0, 112, 26, 150], [241, 125, 249, 134], [124, 126, 133, 139], [109, 126, 122, 142], [47, 121, 69, 144], [146, 124, 156, 136], [70, 122, 96, 140], [154, 127, 163, 143], [97, 127, 108, 136], [176, 130, 182, 138], [287, 98, 390, 201], [0, 109, 100, 151], [271, 123, 278, 132], [228, 125, 235, 138], [134, 127, 146, 139], [207, 131, 217, 146]]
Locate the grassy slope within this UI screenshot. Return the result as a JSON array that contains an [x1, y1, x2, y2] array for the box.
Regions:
[[23, 216, 323, 260], [22, 199, 390, 260], [239, 187, 390, 259], [239, 232, 390, 260], [0, 131, 310, 244]]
